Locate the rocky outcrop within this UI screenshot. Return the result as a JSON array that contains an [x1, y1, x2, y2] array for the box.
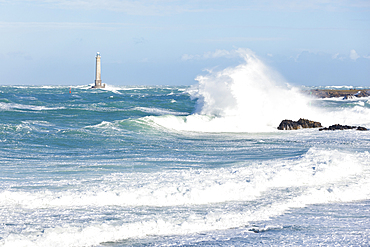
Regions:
[[307, 89, 370, 99], [319, 124, 368, 131], [278, 120, 368, 131], [277, 118, 322, 130]]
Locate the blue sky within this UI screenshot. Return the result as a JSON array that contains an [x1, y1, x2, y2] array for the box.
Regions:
[[0, 0, 369, 86]]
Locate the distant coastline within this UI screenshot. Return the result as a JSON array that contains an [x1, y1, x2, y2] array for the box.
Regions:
[[305, 89, 370, 98]]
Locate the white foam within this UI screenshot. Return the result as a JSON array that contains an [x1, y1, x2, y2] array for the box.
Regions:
[[1, 148, 368, 209], [150, 48, 319, 132], [1, 148, 369, 247], [0, 102, 64, 111], [134, 107, 188, 116], [321, 85, 367, 90], [318, 105, 370, 127], [149, 49, 370, 132]]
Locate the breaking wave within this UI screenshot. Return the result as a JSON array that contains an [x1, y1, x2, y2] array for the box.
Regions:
[[149, 49, 313, 132], [149, 48, 370, 132], [1, 148, 369, 247]]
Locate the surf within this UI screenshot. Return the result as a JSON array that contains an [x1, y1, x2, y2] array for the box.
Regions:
[[149, 48, 315, 132], [1, 148, 369, 247], [149, 48, 370, 132]]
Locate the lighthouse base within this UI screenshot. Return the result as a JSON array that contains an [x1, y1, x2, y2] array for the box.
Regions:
[[92, 80, 105, 89]]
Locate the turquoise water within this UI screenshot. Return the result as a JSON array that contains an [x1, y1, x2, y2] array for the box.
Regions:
[[1, 84, 370, 246]]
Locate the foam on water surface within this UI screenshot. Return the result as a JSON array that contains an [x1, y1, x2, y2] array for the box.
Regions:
[[1, 148, 369, 208], [1, 148, 369, 246]]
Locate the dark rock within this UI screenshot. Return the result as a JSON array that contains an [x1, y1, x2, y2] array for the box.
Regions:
[[319, 124, 368, 131], [278, 118, 322, 130], [320, 124, 355, 131], [342, 95, 356, 100]]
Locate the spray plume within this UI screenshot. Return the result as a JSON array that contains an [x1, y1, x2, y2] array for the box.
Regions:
[[152, 48, 369, 132], [153, 49, 311, 132]]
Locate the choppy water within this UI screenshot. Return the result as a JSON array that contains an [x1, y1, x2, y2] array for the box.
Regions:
[[1, 84, 369, 247], [1, 51, 370, 246]]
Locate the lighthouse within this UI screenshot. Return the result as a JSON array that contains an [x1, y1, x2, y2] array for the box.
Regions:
[[91, 52, 105, 88]]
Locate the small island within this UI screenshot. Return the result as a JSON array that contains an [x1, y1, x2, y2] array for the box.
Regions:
[[305, 89, 370, 99]]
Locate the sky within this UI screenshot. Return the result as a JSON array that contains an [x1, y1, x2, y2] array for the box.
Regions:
[[0, 0, 369, 86]]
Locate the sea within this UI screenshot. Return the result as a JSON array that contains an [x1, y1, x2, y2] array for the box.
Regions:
[[1, 51, 370, 246]]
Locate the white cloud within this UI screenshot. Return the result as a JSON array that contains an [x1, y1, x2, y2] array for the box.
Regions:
[[350, 49, 360, 60], [181, 54, 195, 61], [203, 49, 233, 59], [182, 49, 240, 61], [182, 48, 259, 61], [331, 52, 346, 61]]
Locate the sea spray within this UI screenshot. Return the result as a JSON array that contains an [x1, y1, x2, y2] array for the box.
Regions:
[[151, 48, 314, 132]]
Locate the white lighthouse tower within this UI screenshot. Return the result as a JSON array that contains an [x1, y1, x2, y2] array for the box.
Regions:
[[92, 52, 105, 88]]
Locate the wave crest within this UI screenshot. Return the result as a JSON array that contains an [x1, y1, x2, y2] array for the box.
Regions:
[[153, 48, 313, 132]]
